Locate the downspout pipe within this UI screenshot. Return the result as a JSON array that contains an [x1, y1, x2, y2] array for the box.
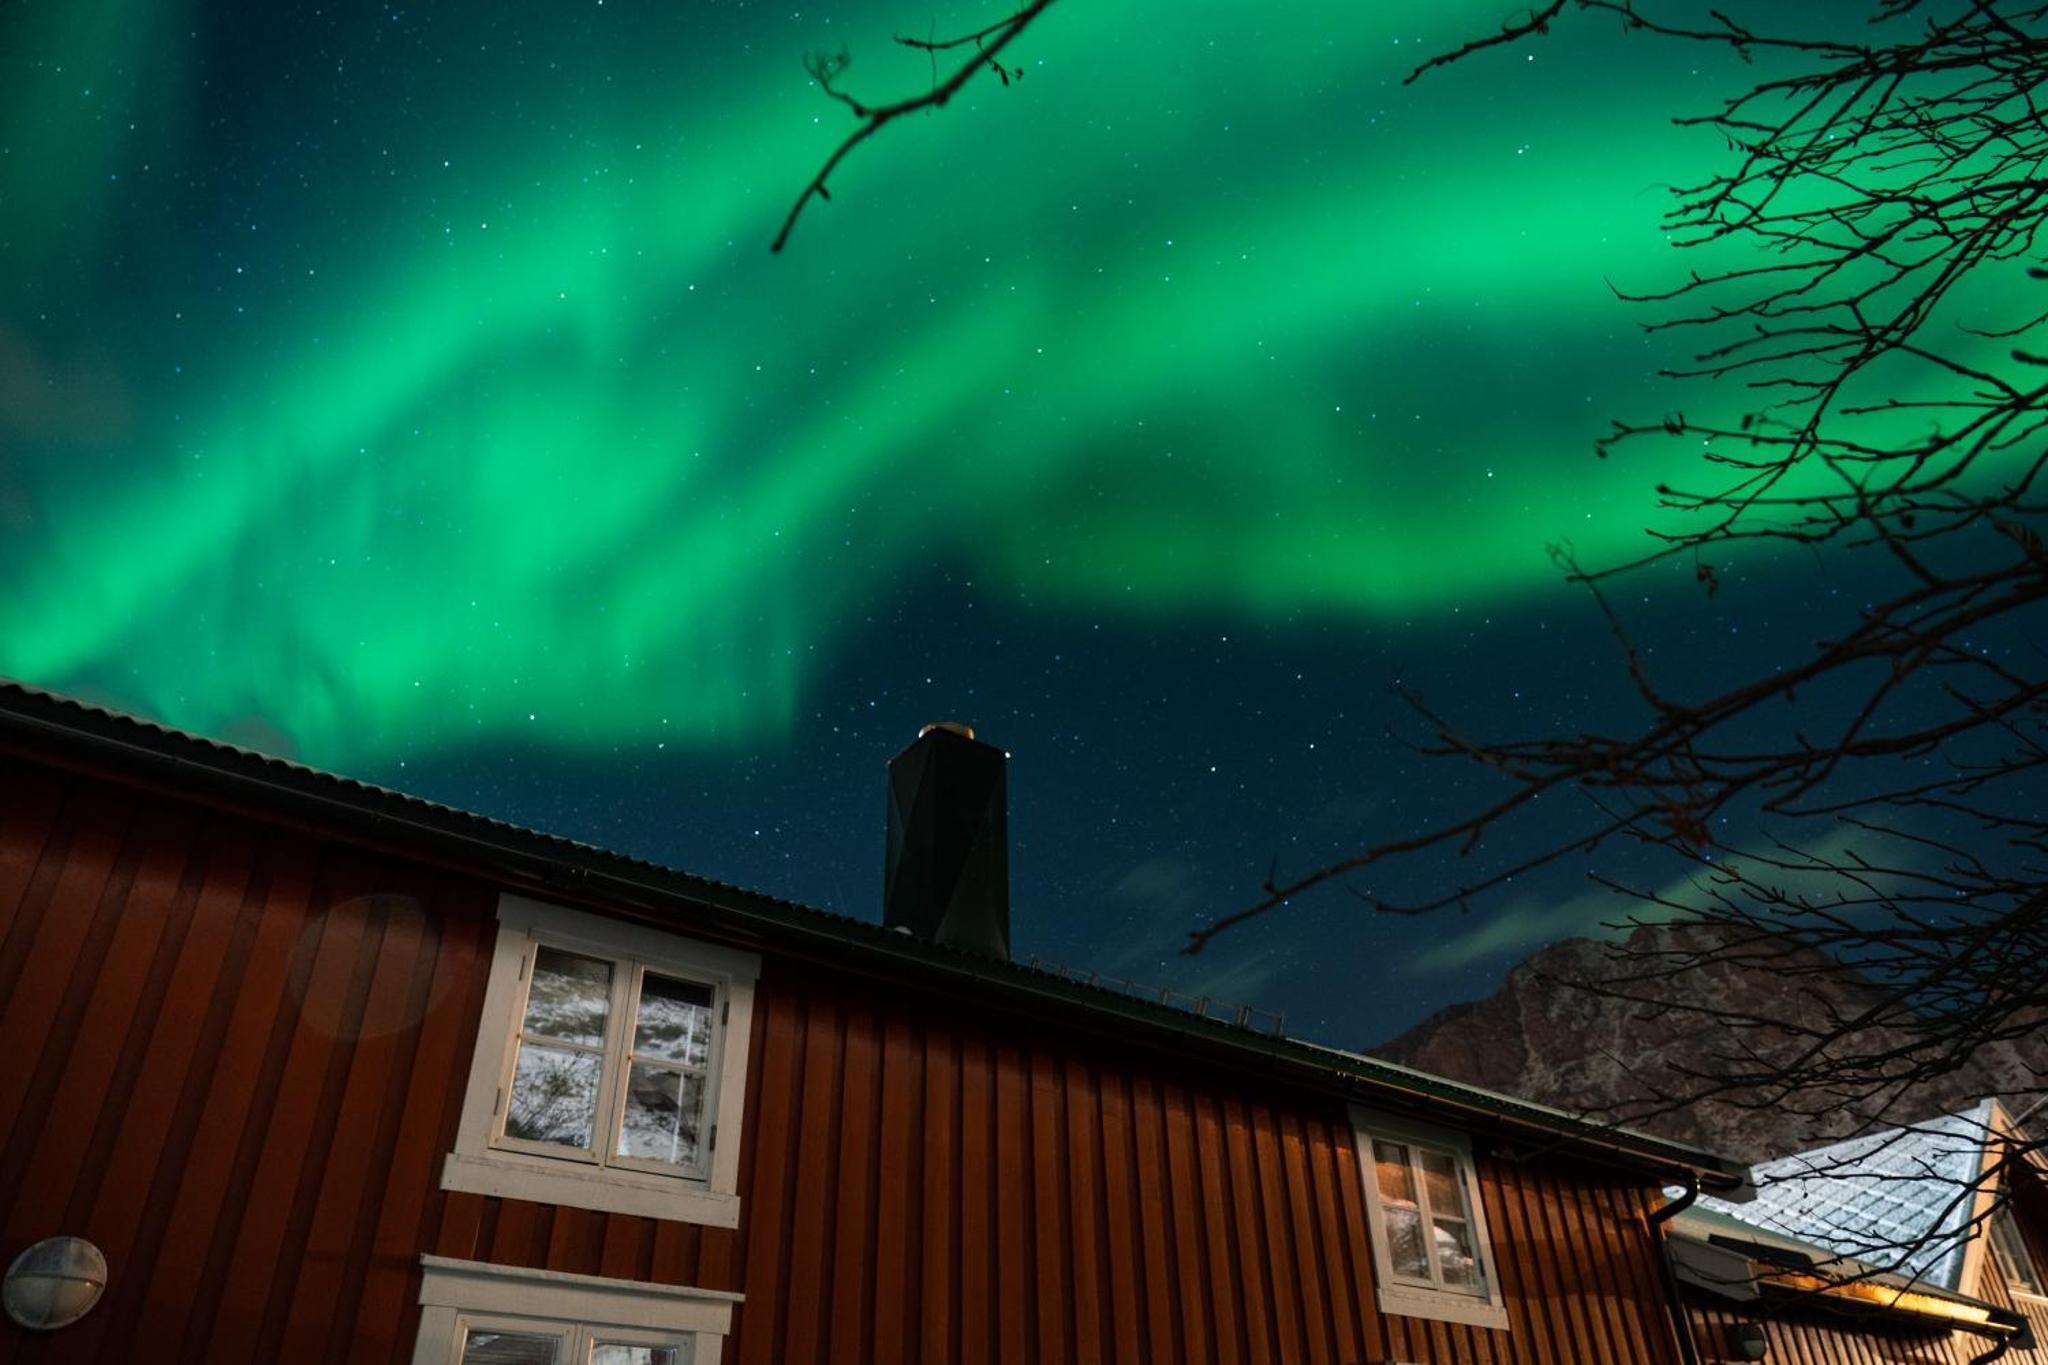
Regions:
[[1968, 1338, 2012, 1365], [1650, 1173, 1704, 1365]]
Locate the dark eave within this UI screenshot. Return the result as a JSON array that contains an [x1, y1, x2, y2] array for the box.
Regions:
[[1670, 1208, 2035, 1345], [0, 679, 1750, 1193]]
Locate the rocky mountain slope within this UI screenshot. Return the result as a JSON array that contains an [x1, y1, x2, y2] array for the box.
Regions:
[[1373, 925, 2044, 1163]]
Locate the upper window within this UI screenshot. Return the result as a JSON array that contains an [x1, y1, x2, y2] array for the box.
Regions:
[[1351, 1107, 1510, 1330], [504, 945, 720, 1177], [1989, 1205, 2043, 1298], [442, 895, 761, 1228]]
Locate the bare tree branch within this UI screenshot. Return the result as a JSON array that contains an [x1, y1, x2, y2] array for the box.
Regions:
[[1305, 0, 2048, 1292], [771, 0, 1056, 253]]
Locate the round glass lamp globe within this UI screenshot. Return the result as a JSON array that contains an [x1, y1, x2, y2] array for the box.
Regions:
[[3, 1237, 107, 1330]]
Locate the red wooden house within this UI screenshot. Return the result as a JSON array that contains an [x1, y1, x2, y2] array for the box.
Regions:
[[0, 681, 2036, 1364]]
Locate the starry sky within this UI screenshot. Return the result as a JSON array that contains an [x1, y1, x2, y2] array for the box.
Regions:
[[0, 0, 1927, 1045]]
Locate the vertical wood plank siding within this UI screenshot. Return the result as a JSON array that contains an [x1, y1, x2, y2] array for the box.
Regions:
[[720, 957, 1687, 1365], [32, 750, 2016, 1365], [0, 759, 498, 1365], [1686, 1246, 2048, 1365]]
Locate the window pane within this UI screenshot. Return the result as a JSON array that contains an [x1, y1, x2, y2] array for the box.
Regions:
[[635, 973, 716, 1067], [591, 1343, 689, 1365], [1420, 1149, 1463, 1217], [523, 947, 613, 1046], [462, 1330, 562, 1365], [618, 1063, 707, 1168], [1384, 1202, 1430, 1279], [506, 1042, 603, 1148], [1373, 1141, 1416, 1204], [1434, 1216, 1478, 1288], [1993, 1209, 2042, 1292]]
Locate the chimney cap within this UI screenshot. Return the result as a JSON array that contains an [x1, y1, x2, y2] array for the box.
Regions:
[[917, 720, 976, 741]]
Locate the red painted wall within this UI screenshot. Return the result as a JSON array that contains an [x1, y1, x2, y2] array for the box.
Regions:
[[1, 746, 1687, 1364]]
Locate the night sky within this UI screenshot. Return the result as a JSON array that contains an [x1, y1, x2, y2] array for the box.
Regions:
[[1, 0, 1907, 1046]]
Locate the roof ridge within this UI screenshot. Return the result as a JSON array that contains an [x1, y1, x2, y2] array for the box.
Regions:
[[0, 676, 1750, 1187]]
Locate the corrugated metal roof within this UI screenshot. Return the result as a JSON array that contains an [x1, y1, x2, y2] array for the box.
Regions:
[[1695, 1100, 1997, 1289], [0, 676, 1751, 1188]]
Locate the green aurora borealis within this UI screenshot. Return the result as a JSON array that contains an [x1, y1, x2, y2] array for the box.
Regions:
[[1, 0, 1819, 766], [21, 0, 2037, 1042]]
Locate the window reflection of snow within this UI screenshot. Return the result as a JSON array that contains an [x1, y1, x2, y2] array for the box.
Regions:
[[523, 948, 612, 1046], [501, 950, 720, 1174], [634, 974, 714, 1067], [1369, 1132, 1487, 1297], [619, 1066, 706, 1168], [507, 1046, 602, 1148], [1384, 1204, 1429, 1277], [1434, 1217, 1477, 1286], [460, 1330, 563, 1365]]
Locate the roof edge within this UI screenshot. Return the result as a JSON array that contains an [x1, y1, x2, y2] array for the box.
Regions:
[[1667, 1206, 2032, 1342], [0, 679, 1750, 1190]]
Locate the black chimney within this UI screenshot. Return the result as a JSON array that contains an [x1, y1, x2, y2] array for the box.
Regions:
[[884, 722, 1010, 960]]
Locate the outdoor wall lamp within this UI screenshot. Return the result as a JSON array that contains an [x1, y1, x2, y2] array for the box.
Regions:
[[1733, 1319, 1769, 1360], [3, 1237, 107, 1330]]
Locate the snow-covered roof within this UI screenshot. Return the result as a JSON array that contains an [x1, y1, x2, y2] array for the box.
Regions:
[[1694, 1099, 1997, 1290]]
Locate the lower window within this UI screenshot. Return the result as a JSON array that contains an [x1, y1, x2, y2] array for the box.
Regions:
[[452, 1317, 689, 1364], [412, 1256, 738, 1365]]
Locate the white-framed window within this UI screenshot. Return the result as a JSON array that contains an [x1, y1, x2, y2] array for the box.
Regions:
[[410, 1255, 740, 1365], [1350, 1106, 1510, 1330], [1989, 1205, 2044, 1299], [441, 894, 761, 1228]]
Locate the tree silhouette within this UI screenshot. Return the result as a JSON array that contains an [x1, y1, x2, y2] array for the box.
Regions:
[[781, 0, 2048, 1307], [772, 0, 1053, 253], [1298, 0, 2048, 1312], [1253, 0, 2047, 1303]]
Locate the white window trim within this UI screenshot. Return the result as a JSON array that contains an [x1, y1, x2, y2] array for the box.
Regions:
[[411, 1254, 742, 1364], [441, 893, 761, 1228], [1351, 1105, 1511, 1331]]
